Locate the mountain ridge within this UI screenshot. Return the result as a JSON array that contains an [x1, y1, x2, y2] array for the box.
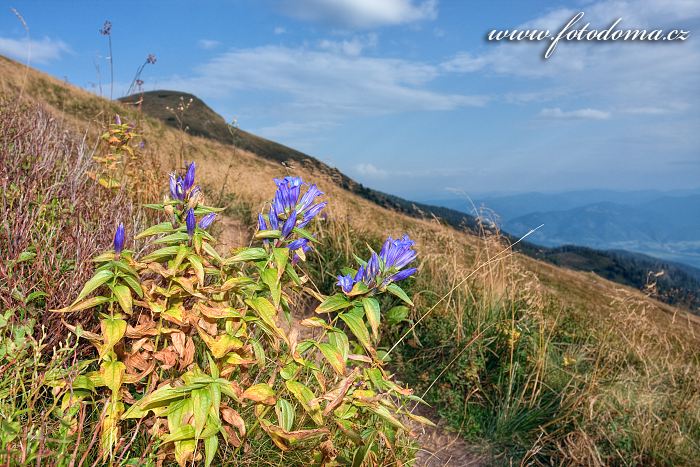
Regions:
[[119, 89, 700, 313]]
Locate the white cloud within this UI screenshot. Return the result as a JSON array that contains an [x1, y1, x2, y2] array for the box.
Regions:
[[278, 0, 437, 28], [161, 45, 487, 117], [355, 163, 388, 178], [318, 33, 377, 56], [273, 26, 286, 35], [441, 0, 700, 118], [539, 107, 611, 120], [198, 39, 221, 50], [0, 36, 70, 64]]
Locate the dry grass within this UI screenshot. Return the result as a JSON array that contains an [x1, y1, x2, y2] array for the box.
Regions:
[[1, 54, 699, 464]]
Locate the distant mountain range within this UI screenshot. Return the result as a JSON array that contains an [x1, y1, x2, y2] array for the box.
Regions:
[[427, 190, 700, 269], [121, 90, 700, 314]]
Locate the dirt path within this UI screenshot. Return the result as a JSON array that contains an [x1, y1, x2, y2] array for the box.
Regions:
[[410, 406, 489, 466]]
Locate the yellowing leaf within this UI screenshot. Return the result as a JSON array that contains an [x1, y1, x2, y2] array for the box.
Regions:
[[192, 387, 212, 438], [100, 317, 127, 358], [317, 342, 346, 376], [113, 284, 132, 314], [242, 383, 276, 405], [51, 295, 111, 313], [246, 297, 286, 342], [101, 360, 125, 394], [362, 297, 381, 341]]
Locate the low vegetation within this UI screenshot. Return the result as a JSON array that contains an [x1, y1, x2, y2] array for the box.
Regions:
[[1, 57, 699, 465]]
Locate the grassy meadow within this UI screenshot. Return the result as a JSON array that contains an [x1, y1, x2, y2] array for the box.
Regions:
[[1, 55, 699, 465]]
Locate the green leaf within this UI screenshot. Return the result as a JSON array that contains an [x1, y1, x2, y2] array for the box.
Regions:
[[140, 246, 180, 263], [386, 283, 413, 306], [194, 205, 225, 215], [162, 424, 195, 443], [285, 381, 322, 425], [261, 268, 281, 307], [245, 297, 285, 341], [291, 227, 319, 242], [74, 269, 114, 303], [224, 247, 268, 264], [204, 434, 219, 467], [255, 230, 281, 240], [362, 297, 381, 341], [100, 317, 127, 358], [135, 222, 176, 239], [112, 284, 132, 314], [272, 247, 289, 279], [340, 308, 373, 354], [315, 294, 352, 313], [317, 342, 346, 376], [202, 242, 223, 264], [328, 330, 349, 362], [120, 275, 143, 298], [385, 305, 410, 326], [275, 399, 295, 431], [192, 387, 212, 438], [154, 232, 190, 244]]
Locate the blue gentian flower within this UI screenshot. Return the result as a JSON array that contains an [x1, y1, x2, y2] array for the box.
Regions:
[[336, 274, 354, 293], [115, 114, 122, 125], [186, 208, 196, 237], [114, 222, 125, 254], [380, 235, 417, 270], [198, 212, 216, 230], [169, 173, 184, 201], [258, 213, 267, 231], [184, 162, 196, 192], [268, 205, 280, 230], [384, 267, 417, 285], [281, 210, 297, 238], [287, 238, 308, 251], [337, 234, 417, 293]]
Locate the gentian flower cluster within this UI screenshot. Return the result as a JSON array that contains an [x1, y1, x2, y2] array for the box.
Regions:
[[169, 162, 200, 204], [337, 234, 417, 293], [258, 176, 326, 261], [165, 162, 216, 237]]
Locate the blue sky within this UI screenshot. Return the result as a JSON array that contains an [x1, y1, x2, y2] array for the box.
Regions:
[[1, 0, 699, 200]]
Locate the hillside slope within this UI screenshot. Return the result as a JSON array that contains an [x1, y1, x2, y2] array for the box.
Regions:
[[119, 89, 700, 313], [1, 54, 697, 328], [3, 54, 700, 465]]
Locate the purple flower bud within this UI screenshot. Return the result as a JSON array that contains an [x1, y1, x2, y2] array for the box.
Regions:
[[169, 173, 179, 200], [268, 205, 279, 230], [336, 274, 354, 294], [184, 162, 196, 192], [258, 213, 267, 231], [386, 267, 417, 284], [198, 212, 216, 230], [113, 222, 125, 254], [281, 210, 297, 238], [114, 114, 122, 125], [298, 202, 327, 228], [186, 208, 196, 237]]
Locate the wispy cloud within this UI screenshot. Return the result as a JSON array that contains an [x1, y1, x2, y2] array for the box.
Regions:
[[539, 107, 611, 120], [273, 26, 286, 35], [318, 33, 377, 56], [160, 45, 487, 118], [197, 39, 221, 50], [278, 0, 437, 28], [355, 163, 388, 178], [0, 36, 70, 64]]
